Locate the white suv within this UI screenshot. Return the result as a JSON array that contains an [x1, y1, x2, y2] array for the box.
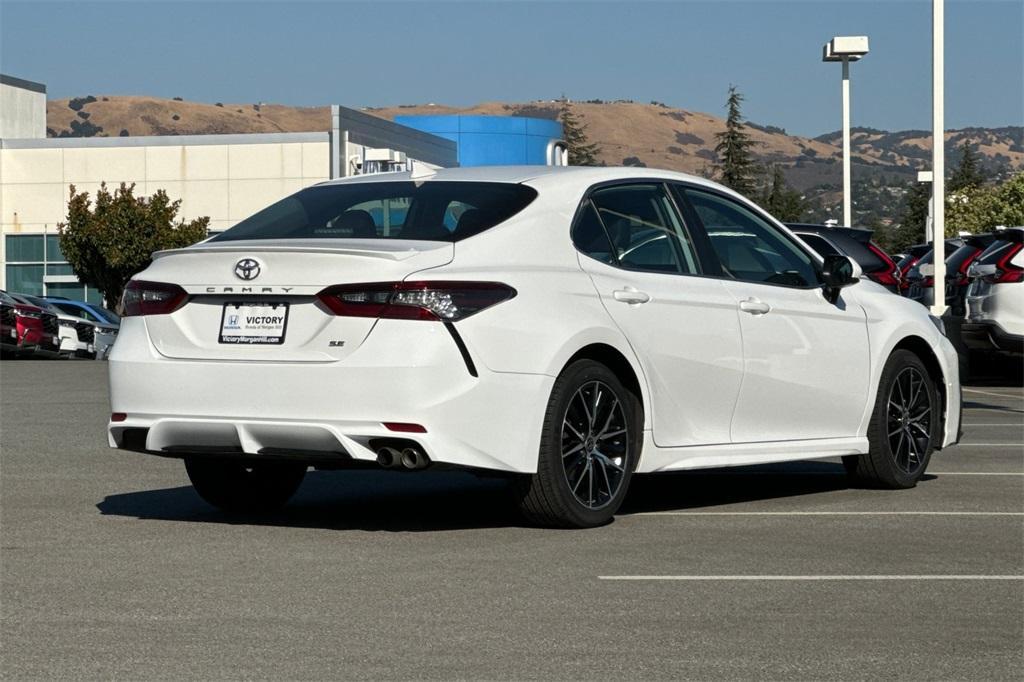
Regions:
[[108, 166, 961, 527], [963, 227, 1024, 355]]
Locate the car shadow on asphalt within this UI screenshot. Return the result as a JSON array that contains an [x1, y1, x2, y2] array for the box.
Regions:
[[96, 460, 930, 531], [961, 400, 1024, 413]]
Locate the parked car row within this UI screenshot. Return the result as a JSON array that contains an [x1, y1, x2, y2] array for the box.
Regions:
[[0, 290, 119, 359], [793, 225, 1023, 364]]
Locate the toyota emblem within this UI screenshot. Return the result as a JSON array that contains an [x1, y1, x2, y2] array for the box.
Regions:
[[234, 258, 261, 281]]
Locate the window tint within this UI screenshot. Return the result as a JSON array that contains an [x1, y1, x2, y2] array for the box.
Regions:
[[589, 184, 699, 274], [686, 190, 819, 287], [571, 203, 616, 265], [797, 233, 842, 258], [211, 182, 537, 243]]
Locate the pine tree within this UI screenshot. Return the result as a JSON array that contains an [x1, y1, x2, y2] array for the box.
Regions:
[[949, 141, 985, 191], [761, 166, 805, 221], [559, 97, 600, 166], [714, 85, 760, 197], [893, 180, 932, 252]]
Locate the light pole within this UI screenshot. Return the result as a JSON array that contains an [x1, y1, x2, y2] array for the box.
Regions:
[[931, 0, 946, 317], [823, 36, 870, 227]]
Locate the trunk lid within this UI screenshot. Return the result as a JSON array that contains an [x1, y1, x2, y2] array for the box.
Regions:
[[142, 239, 453, 362]]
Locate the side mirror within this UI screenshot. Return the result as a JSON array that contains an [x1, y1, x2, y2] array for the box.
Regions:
[[822, 254, 860, 303]]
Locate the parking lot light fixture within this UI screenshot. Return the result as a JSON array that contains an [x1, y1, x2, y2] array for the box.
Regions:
[[823, 35, 870, 227]]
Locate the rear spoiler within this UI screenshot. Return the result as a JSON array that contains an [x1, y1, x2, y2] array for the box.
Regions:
[[993, 228, 1024, 244]]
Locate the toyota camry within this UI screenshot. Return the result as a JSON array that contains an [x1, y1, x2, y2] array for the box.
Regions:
[[108, 166, 961, 527]]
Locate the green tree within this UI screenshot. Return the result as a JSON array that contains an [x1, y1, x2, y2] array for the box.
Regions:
[[714, 85, 760, 197], [58, 183, 209, 307], [559, 98, 601, 166], [760, 166, 805, 221], [949, 141, 986, 192], [946, 172, 1024, 234], [892, 179, 932, 252]]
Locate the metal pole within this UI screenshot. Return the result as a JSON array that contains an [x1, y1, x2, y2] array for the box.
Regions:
[[931, 0, 946, 316], [842, 56, 852, 227]]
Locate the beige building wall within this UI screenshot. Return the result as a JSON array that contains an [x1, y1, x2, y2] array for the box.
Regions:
[[0, 77, 47, 139], [1, 135, 330, 234]]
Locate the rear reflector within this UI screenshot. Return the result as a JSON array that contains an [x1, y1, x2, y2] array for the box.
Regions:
[[122, 280, 189, 316], [317, 281, 516, 321], [383, 422, 427, 433], [110, 413, 127, 422]]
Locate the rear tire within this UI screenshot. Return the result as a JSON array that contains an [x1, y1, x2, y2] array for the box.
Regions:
[[516, 360, 640, 528], [844, 349, 939, 488], [185, 458, 306, 513]]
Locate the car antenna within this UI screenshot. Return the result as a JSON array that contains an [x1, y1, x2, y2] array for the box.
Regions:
[[410, 160, 437, 185]]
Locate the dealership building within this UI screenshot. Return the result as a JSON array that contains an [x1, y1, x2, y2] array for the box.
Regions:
[[0, 74, 565, 302]]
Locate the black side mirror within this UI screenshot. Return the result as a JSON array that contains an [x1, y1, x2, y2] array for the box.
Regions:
[[822, 254, 859, 303]]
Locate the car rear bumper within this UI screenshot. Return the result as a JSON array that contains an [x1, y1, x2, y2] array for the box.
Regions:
[[108, 318, 551, 473], [961, 321, 1024, 354]]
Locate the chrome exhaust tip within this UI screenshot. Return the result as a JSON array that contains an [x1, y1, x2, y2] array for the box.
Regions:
[[400, 447, 429, 470], [376, 447, 401, 469]]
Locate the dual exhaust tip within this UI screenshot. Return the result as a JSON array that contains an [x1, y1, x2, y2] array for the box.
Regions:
[[376, 445, 430, 470]]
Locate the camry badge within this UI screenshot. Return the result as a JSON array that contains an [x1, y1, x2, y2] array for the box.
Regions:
[[234, 258, 261, 281]]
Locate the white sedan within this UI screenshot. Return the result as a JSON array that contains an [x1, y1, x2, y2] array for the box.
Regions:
[[108, 166, 961, 527]]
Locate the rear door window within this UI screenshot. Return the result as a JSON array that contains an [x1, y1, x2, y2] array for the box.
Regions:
[[588, 184, 700, 274], [212, 182, 537, 243]]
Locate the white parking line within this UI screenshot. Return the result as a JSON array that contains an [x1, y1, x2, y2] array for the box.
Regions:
[[598, 575, 1024, 581], [930, 472, 1024, 476], [963, 388, 1024, 400], [633, 511, 1024, 516], [952, 443, 1024, 447], [962, 424, 1024, 427]]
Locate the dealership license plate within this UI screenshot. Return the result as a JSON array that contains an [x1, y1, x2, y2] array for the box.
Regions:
[[219, 302, 289, 345]]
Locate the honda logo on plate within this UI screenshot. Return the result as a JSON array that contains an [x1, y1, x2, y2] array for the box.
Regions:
[[234, 258, 261, 281]]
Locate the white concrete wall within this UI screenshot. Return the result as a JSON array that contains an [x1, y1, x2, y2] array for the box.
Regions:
[[0, 137, 330, 289], [0, 139, 330, 234], [0, 82, 47, 139]]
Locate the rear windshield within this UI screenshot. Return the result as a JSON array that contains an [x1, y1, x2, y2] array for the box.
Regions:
[[211, 181, 538, 243], [976, 239, 1017, 266]]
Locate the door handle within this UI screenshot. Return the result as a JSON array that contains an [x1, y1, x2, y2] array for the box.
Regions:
[[612, 288, 651, 304], [739, 298, 771, 315]]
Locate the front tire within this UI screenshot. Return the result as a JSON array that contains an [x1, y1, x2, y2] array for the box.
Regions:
[[516, 360, 640, 528], [844, 349, 939, 488], [185, 458, 306, 514]]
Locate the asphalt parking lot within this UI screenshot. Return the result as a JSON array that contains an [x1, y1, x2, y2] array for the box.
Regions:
[[1, 360, 1021, 679]]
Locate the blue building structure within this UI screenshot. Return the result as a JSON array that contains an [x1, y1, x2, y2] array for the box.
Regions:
[[394, 115, 565, 167]]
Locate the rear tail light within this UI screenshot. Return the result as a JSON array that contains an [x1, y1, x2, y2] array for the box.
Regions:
[[984, 242, 1024, 284], [317, 281, 516, 321], [899, 258, 919, 290], [952, 249, 982, 286], [866, 243, 899, 287], [122, 280, 189, 316]]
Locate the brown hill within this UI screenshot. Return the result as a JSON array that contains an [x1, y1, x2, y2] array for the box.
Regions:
[[48, 96, 1023, 192]]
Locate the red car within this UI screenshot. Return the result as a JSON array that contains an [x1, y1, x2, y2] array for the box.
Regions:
[[0, 290, 61, 358]]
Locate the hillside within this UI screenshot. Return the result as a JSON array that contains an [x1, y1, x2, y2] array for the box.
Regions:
[[46, 94, 1023, 225]]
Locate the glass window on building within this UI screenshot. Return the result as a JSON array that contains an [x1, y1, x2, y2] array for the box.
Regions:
[[4, 233, 99, 303], [5, 234, 44, 262], [5, 264, 45, 296]]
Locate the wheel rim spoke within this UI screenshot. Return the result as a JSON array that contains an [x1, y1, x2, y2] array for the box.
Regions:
[[560, 380, 629, 510], [885, 367, 933, 475]]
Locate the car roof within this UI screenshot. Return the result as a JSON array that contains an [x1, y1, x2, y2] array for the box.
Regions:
[[316, 164, 727, 192]]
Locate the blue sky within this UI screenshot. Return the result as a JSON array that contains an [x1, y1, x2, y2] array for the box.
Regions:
[[1, 0, 1020, 137]]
